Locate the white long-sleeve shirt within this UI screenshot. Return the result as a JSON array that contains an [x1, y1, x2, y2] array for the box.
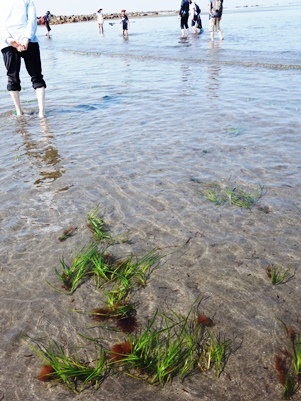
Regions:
[[0, 0, 38, 51]]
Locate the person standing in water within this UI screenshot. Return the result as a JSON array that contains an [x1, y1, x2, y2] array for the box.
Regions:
[[189, 0, 197, 34], [44, 11, 51, 37], [179, 0, 190, 38], [0, 0, 46, 117], [208, 0, 223, 41], [96, 8, 104, 34], [120, 10, 129, 37]]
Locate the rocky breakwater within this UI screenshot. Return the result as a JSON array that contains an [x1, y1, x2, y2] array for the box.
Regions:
[[37, 11, 175, 25], [37, 14, 95, 25]]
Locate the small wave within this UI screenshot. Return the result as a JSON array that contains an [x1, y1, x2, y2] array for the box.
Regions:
[[60, 48, 301, 71]]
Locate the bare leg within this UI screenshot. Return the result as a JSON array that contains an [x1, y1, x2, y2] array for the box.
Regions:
[[9, 91, 23, 116], [217, 19, 223, 40], [35, 87, 45, 118]]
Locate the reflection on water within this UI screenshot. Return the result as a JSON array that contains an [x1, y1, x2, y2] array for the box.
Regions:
[[206, 65, 221, 100], [209, 40, 222, 51], [16, 117, 64, 187], [180, 63, 192, 84]]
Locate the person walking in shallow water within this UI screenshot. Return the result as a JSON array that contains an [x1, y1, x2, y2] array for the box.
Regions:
[[189, 0, 201, 34], [179, 0, 190, 38], [0, 0, 46, 117], [208, 0, 223, 41]]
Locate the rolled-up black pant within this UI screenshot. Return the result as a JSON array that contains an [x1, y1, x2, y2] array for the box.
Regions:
[[1, 42, 46, 91], [180, 14, 189, 29]]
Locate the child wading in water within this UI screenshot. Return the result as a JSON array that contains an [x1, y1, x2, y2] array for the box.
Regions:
[[120, 10, 129, 37], [44, 11, 51, 36]]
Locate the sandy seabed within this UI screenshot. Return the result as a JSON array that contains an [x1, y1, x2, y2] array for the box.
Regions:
[[1, 167, 301, 401]]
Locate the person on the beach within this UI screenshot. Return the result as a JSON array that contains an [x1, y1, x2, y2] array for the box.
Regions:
[[43, 11, 51, 37], [208, 0, 223, 41], [120, 10, 129, 37], [0, 0, 46, 117], [96, 8, 104, 34], [179, 0, 190, 38]]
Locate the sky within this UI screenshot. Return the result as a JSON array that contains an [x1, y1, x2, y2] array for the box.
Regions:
[[33, 0, 296, 17]]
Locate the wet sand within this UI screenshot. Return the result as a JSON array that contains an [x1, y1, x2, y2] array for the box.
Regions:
[[1, 166, 301, 400]]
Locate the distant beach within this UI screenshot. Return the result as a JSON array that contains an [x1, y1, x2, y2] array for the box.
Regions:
[[38, 4, 263, 25]]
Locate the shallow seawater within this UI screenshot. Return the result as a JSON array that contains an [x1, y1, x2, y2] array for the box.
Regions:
[[0, 6, 300, 220], [0, 5, 301, 401]]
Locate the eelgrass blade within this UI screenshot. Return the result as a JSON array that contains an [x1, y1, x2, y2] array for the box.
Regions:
[[267, 265, 293, 285], [114, 249, 162, 287], [54, 243, 99, 294], [283, 373, 297, 400], [104, 279, 132, 308], [151, 328, 195, 384], [90, 251, 117, 287], [110, 310, 159, 373], [87, 207, 111, 241], [204, 331, 232, 377], [205, 183, 265, 209], [79, 349, 108, 391], [110, 308, 201, 384], [133, 249, 162, 286], [293, 334, 301, 376], [205, 188, 227, 205], [25, 338, 109, 392], [225, 185, 265, 209], [153, 309, 200, 383]]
